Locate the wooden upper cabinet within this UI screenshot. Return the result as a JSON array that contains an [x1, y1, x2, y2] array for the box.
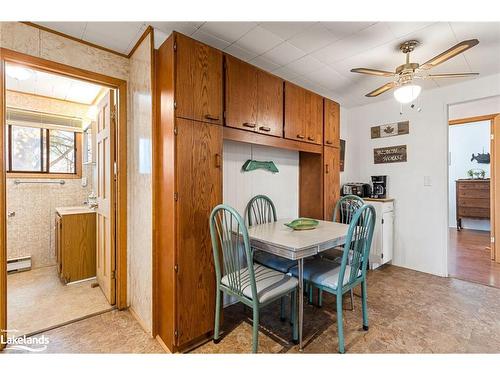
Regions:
[[305, 90, 323, 145], [324, 98, 340, 147], [284, 82, 323, 145], [225, 55, 258, 131], [323, 146, 340, 220], [225, 55, 283, 137], [175, 33, 223, 125], [256, 70, 283, 137]]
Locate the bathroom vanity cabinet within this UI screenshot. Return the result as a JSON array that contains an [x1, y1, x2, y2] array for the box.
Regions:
[[55, 207, 96, 284]]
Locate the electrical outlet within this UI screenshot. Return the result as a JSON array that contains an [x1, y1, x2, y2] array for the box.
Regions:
[[81, 177, 88, 187]]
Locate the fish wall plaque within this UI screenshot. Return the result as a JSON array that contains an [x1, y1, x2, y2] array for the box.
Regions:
[[371, 121, 409, 139], [471, 152, 490, 164]]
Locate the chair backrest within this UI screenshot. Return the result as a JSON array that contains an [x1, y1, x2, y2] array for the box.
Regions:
[[338, 204, 376, 287], [209, 204, 258, 300], [246, 195, 277, 226], [333, 195, 365, 224]]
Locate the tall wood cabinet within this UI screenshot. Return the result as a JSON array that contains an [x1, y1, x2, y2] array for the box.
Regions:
[[155, 32, 223, 352], [155, 31, 342, 352], [225, 55, 283, 137]]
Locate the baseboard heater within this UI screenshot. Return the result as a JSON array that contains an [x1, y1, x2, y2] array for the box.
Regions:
[[7, 256, 32, 273]]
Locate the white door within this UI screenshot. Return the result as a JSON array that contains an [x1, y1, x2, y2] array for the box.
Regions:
[[95, 90, 116, 305]]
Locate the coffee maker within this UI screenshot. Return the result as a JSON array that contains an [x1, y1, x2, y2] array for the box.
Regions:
[[371, 175, 387, 199]]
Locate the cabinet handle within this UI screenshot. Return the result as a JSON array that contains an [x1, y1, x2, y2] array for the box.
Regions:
[[259, 126, 271, 132], [325, 164, 330, 174], [243, 122, 257, 128], [205, 114, 220, 121], [215, 153, 221, 168], [296, 134, 305, 139], [307, 136, 315, 141], [326, 140, 333, 145]]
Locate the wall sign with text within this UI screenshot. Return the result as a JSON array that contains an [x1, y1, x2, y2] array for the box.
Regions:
[[371, 121, 409, 139], [374, 145, 407, 164]]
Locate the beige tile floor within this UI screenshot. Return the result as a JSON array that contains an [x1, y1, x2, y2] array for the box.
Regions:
[[5, 264, 500, 353], [7, 266, 112, 336]]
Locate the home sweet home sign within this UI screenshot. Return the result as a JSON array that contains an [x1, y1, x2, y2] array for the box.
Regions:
[[374, 145, 407, 164]]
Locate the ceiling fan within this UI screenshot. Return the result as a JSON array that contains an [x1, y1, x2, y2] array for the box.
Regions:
[[351, 39, 480, 103]]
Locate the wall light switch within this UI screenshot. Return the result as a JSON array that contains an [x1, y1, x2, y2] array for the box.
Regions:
[[81, 177, 88, 187], [424, 176, 432, 186]]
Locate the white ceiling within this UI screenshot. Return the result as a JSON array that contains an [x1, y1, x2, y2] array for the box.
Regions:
[[5, 63, 103, 105], [35, 22, 500, 107]]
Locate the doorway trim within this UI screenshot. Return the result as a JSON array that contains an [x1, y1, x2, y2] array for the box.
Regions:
[[447, 112, 499, 264], [0, 48, 128, 349]]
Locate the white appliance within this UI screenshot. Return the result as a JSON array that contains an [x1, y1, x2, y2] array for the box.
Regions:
[[367, 199, 394, 270]]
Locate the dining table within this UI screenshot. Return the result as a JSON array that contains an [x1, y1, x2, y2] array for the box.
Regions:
[[246, 218, 350, 351]]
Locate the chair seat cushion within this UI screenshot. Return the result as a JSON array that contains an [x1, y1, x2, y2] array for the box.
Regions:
[[221, 264, 298, 304], [290, 258, 361, 290], [253, 250, 297, 273]]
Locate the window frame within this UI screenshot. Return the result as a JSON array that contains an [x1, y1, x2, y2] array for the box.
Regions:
[[6, 123, 82, 179]]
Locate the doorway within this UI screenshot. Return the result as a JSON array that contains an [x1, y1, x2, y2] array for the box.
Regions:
[[447, 110, 500, 288], [0, 48, 128, 348]]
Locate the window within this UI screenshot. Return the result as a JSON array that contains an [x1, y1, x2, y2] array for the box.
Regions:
[[6, 108, 81, 175]]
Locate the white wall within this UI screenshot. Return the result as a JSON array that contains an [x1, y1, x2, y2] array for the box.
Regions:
[[345, 74, 500, 277], [223, 140, 299, 222], [449, 96, 500, 120], [127, 33, 153, 333], [448, 121, 491, 231]]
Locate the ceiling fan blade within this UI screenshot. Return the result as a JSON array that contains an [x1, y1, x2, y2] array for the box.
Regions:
[[428, 73, 480, 78], [365, 82, 396, 97], [351, 68, 394, 77], [419, 39, 479, 70]]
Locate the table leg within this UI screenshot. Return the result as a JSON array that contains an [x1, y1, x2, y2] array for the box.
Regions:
[[298, 258, 304, 351]]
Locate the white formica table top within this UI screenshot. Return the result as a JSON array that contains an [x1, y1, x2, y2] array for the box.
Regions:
[[55, 206, 96, 216], [247, 218, 349, 260]]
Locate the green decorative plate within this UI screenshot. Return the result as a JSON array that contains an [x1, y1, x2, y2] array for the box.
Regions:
[[284, 218, 319, 231]]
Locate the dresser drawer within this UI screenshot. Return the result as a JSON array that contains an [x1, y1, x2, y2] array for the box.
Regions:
[[458, 197, 490, 209], [458, 188, 490, 199], [458, 207, 490, 219], [457, 181, 490, 191]]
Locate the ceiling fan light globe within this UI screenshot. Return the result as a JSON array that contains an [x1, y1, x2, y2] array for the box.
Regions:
[[393, 84, 421, 104]]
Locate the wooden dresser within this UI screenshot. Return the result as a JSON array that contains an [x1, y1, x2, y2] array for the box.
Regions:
[[455, 179, 490, 230]]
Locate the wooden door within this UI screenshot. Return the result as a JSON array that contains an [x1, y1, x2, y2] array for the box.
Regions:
[[323, 146, 340, 220], [305, 90, 323, 145], [324, 99, 340, 147], [256, 70, 283, 137], [175, 118, 222, 347], [224, 55, 258, 131], [175, 33, 223, 125], [492, 115, 500, 262], [95, 90, 116, 304], [284, 82, 306, 141]]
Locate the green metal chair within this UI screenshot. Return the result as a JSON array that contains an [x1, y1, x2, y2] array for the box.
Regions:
[[292, 204, 376, 353], [246, 195, 297, 321], [318, 194, 365, 309], [209, 204, 299, 353], [246, 195, 297, 274]]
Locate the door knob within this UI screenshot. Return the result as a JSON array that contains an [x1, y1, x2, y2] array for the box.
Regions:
[[8, 211, 15, 217]]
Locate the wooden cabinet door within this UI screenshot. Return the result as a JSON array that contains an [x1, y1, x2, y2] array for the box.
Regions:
[[323, 146, 340, 220], [256, 70, 283, 137], [284, 82, 306, 141], [224, 55, 258, 131], [305, 91, 323, 145], [175, 118, 222, 347], [175, 33, 223, 125], [324, 99, 340, 147]]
